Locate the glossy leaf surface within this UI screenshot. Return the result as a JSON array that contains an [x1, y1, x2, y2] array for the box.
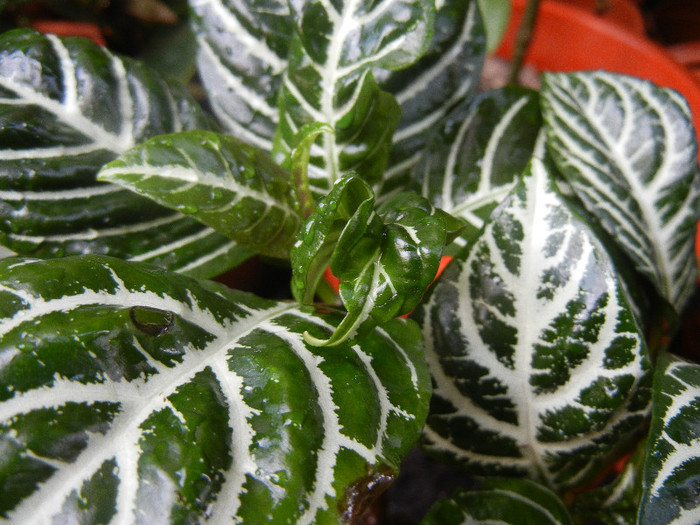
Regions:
[[410, 86, 541, 250], [541, 71, 700, 313], [0, 29, 249, 278], [639, 353, 700, 524], [415, 159, 652, 491], [98, 130, 302, 259], [0, 255, 430, 523], [379, 0, 486, 193], [274, 0, 433, 193], [421, 478, 573, 525], [291, 175, 462, 346], [188, 0, 292, 151]]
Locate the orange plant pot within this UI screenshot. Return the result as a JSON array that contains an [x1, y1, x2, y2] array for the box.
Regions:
[[497, 0, 700, 264], [496, 0, 700, 151], [31, 20, 105, 46], [551, 0, 645, 35]]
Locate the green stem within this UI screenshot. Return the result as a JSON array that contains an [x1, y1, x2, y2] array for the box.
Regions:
[[290, 123, 334, 219], [507, 0, 540, 86], [292, 155, 315, 220]]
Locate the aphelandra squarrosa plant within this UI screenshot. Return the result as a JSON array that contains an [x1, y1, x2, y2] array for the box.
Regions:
[[0, 0, 699, 523]]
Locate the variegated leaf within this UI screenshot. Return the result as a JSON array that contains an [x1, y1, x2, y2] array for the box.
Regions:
[[0, 255, 430, 523], [414, 158, 652, 491], [0, 29, 250, 278], [541, 71, 700, 313], [188, 0, 291, 151], [421, 478, 573, 525], [638, 353, 700, 524], [291, 175, 463, 346], [410, 86, 541, 251], [274, 0, 433, 193], [379, 0, 486, 195], [98, 130, 302, 259], [571, 446, 645, 525]]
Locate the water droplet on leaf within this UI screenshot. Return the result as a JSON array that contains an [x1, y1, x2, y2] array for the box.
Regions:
[[129, 306, 175, 336]]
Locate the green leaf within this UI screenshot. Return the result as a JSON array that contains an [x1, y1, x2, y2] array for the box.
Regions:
[[0, 255, 430, 523], [638, 353, 700, 524], [414, 158, 652, 491], [291, 175, 462, 346], [378, 0, 487, 193], [421, 478, 574, 525], [0, 29, 249, 278], [571, 445, 645, 525], [410, 86, 541, 251], [477, 0, 510, 53], [98, 130, 302, 259], [188, 0, 292, 151], [541, 71, 700, 314], [290, 122, 335, 219], [274, 0, 434, 193]]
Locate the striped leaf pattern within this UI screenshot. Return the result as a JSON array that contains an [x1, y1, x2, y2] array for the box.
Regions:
[[541, 71, 700, 313], [189, 0, 488, 196], [410, 87, 541, 250], [639, 353, 700, 524], [274, 0, 433, 193], [98, 130, 302, 259], [0, 255, 430, 523], [0, 29, 250, 278], [188, 0, 292, 151], [414, 159, 652, 491], [421, 478, 574, 525], [379, 0, 486, 195]]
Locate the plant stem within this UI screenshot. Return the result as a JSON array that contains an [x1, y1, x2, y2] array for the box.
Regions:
[[291, 123, 334, 219], [292, 159, 315, 219], [508, 0, 541, 86]]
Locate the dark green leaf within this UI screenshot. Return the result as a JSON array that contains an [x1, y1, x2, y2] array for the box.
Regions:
[[274, 0, 433, 193], [0, 29, 249, 277], [291, 175, 462, 346], [571, 445, 645, 525], [421, 478, 573, 525], [409, 86, 541, 251], [414, 158, 652, 491], [0, 255, 430, 523], [541, 71, 700, 314], [638, 353, 700, 524], [188, 0, 292, 151], [98, 130, 302, 259], [378, 0, 487, 194]]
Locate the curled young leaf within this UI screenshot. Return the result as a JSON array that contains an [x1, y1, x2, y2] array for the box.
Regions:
[[291, 175, 463, 346], [639, 353, 700, 524], [98, 130, 301, 259], [541, 71, 700, 314], [0, 255, 430, 523], [414, 158, 652, 491], [0, 29, 248, 278]]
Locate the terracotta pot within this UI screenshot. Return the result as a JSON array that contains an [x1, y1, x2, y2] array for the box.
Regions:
[[551, 0, 645, 35], [667, 41, 700, 85], [496, 0, 700, 154], [497, 0, 700, 265], [31, 20, 105, 46]]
